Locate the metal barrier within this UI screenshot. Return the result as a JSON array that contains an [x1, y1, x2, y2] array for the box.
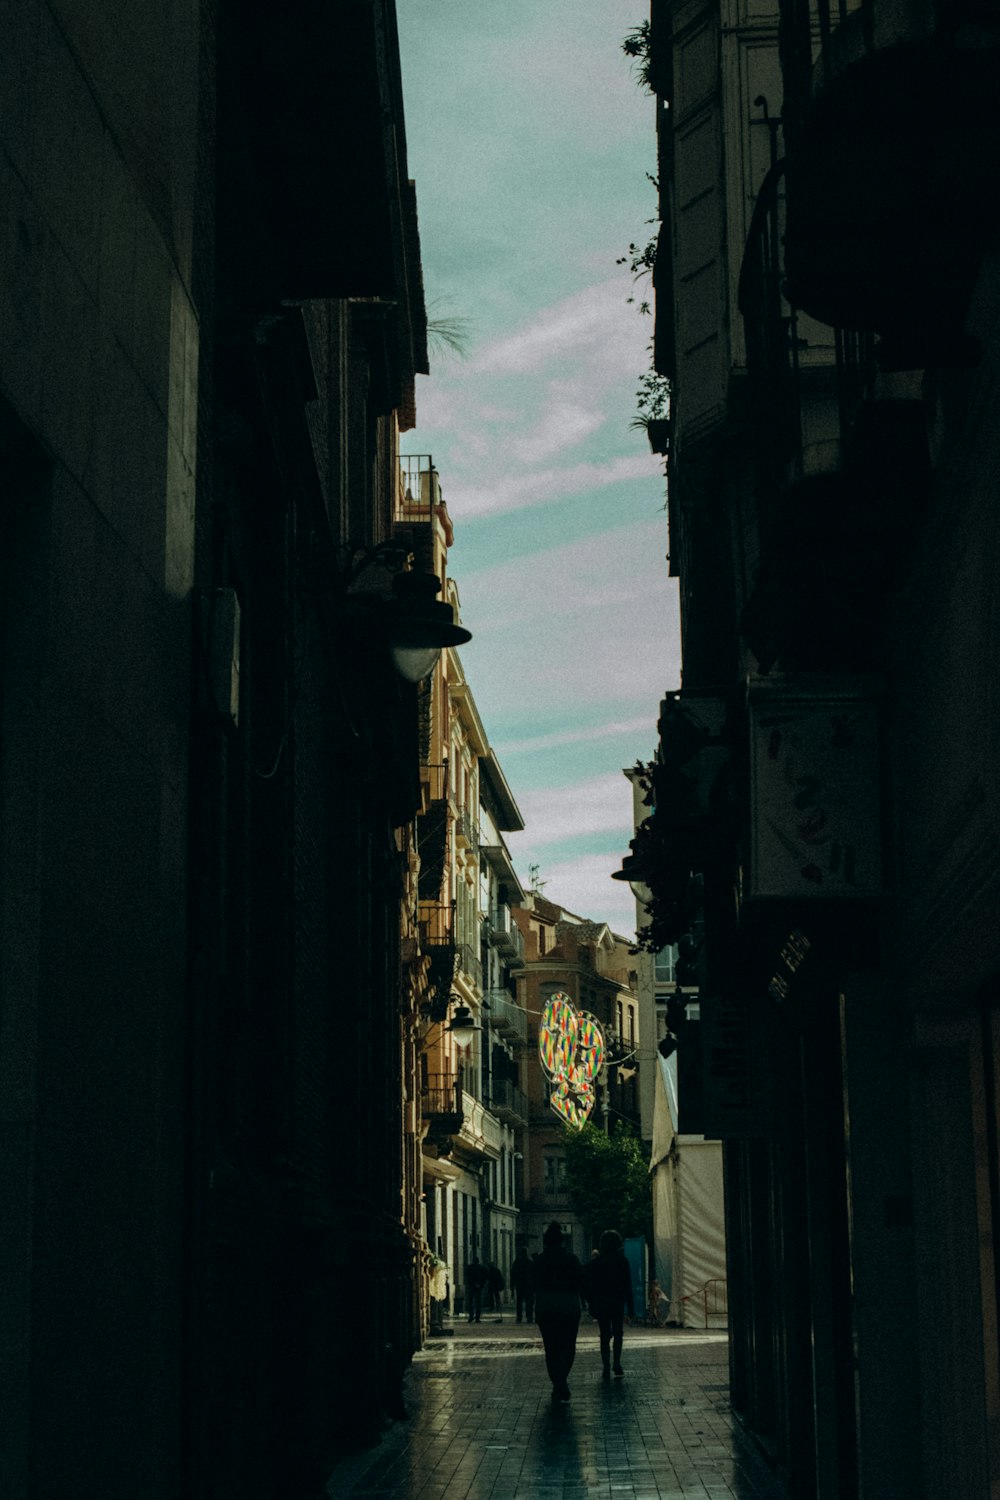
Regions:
[[679, 1277, 729, 1329]]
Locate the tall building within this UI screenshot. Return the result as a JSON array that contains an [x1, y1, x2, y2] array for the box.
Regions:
[[478, 750, 529, 1283], [410, 508, 525, 1319], [0, 5, 445, 1495], [634, 0, 1000, 1494]]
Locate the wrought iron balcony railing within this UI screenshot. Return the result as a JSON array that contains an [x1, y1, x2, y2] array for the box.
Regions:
[[487, 906, 525, 964], [421, 1073, 463, 1119], [455, 807, 478, 849], [419, 900, 455, 948], [455, 943, 482, 991], [777, 0, 857, 139], [396, 454, 439, 524], [483, 989, 528, 1046]]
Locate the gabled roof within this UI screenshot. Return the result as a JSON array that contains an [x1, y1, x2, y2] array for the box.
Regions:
[[556, 918, 615, 950]]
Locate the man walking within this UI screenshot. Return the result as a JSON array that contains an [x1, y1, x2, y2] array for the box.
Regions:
[[532, 1222, 583, 1402]]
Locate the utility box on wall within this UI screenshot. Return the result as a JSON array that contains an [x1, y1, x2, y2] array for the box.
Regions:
[[748, 676, 882, 900]]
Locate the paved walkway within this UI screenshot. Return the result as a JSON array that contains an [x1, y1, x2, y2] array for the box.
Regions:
[[326, 1316, 788, 1499]]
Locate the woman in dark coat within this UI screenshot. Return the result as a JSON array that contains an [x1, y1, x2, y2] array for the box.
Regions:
[[532, 1222, 583, 1402], [583, 1229, 635, 1378]]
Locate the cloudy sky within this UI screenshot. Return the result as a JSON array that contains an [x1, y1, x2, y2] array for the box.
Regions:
[[397, 0, 681, 935]]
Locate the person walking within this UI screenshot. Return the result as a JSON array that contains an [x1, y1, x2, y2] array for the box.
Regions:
[[466, 1257, 488, 1323], [583, 1229, 635, 1379], [487, 1263, 504, 1318], [532, 1222, 583, 1403], [511, 1248, 534, 1323]]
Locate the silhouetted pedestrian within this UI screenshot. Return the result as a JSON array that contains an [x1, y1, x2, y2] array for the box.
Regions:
[[583, 1229, 634, 1378], [511, 1248, 534, 1323], [487, 1263, 504, 1316], [466, 1257, 487, 1323], [532, 1222, 583, 1402]]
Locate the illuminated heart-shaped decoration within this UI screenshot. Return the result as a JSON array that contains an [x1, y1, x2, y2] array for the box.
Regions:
[[538, 992, 606, 1130]]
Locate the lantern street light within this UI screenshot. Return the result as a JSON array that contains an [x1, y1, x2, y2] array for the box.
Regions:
[[611, 853, 653, 906], [335, 542, 471, 683], [446, 1001, 479, 1050]]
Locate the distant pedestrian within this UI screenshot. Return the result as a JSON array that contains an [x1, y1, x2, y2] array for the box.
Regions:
[[511, 1248, 534, 1323], [583, 1229, 634, 1378], [466, 1257, 488, 1323], [532, 1222, 583, 1403], [487, 1263, 504, 1316]]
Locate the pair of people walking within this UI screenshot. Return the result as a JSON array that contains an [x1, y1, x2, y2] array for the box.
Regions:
[[466, 1258, 506, 1322], [532, 1221, 635, 1402]]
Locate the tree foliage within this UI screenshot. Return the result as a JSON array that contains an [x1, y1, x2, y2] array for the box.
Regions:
[[562, 1121, 653, 1246]]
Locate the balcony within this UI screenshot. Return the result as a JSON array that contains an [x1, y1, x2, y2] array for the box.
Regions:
[[397, 454, 440, 525], [483, 989, 528, 1046], [738, 160, 930, 674], [487, 906, 525, 965], [455, 943, 482, 992], [421, 1073, 463, 1156], [488, 1078, 529, 1127], [455, 807, 479, 850], [778, 1, 1000, 367], [451, 1090, 503, 1166], [417, 766, 448, 900], [419, 901, 457, 1019]]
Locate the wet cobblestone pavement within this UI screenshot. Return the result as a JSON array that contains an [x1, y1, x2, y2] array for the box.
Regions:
[[326, 1321, 789, 1499]]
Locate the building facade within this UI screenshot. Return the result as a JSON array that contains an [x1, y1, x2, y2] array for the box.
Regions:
[[0, 5, 444, 1496], [636, 0, 1000, 1495], [513, 896, 643, 1260], [412, 537, 525, 1321]]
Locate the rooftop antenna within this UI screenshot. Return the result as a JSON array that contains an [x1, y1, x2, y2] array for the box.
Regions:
[[528, 862, 548, 895]]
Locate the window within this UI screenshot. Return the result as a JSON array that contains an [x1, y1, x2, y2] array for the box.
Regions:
[[543, 1155, 568, 1195], [655, 945, 676, 983]]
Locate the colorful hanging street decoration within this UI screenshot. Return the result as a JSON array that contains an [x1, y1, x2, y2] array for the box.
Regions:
[[538, 991, 606, 1130]]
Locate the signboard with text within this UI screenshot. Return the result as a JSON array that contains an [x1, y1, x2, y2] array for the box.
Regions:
[[749, 678, 881, 900]]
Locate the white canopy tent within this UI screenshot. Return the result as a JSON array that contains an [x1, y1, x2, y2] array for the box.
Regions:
[[650, 1052, 727, 1327]]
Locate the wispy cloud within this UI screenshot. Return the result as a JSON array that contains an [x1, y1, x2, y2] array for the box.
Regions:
[[508, 389, 606, 466], [412, 274, 660, 518], [451, 453, 662, 520], [505, 771, 632, 847], [496, 717, 653, 756], [460, 517, 671, 626], [473, 279, 640, 378]]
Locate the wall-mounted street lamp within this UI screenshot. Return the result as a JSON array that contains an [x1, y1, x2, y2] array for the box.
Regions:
[[611, 853, 652, 905], [335, 541, 471, 683], [385, 569, 471, 683], [446, 1001, 480, 1050]]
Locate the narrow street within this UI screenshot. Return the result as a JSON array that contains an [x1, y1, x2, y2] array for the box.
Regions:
[[326, 1319, 787, 1499]]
